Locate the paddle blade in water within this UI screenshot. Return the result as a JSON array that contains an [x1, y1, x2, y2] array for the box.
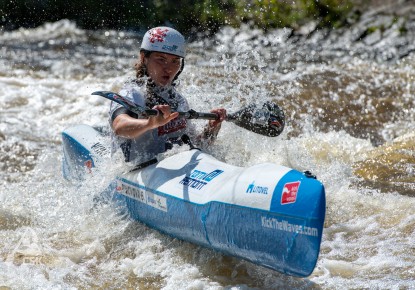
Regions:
[[228, 102, 285, 137]]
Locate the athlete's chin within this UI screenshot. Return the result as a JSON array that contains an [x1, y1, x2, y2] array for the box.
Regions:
[[155, 79, 173, 87]]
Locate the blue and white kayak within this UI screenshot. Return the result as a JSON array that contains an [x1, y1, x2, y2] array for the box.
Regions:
[[62, 124, 326, 277]]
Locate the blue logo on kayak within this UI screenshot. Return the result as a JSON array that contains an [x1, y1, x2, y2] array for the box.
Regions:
[[180, 169, 223, 190], [246, 181, 269, 195]]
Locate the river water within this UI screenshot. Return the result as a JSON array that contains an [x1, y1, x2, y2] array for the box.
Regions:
[[0, 18, 414, 289]]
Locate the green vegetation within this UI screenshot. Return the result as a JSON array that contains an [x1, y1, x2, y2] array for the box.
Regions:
[[0, 0, 354, 34], [237, 0, 353, 30]]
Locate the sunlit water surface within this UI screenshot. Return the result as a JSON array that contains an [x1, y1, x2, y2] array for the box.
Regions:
[[0, 20, 414, 289]]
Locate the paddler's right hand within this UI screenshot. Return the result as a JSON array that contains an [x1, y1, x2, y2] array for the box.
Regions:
[[147, 104, 179, 129], [112, 105, 178, 139]]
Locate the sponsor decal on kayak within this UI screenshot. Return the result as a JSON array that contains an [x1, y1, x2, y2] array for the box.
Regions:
[[118, 181, 167, 212], [91, 142, 109, 156], [116, 181, 123, 192], [281, 181, 300, 205], [179, 169, 223, 190], [261, 216, 319, 237], [246, 181, 269, 194], [84, 160, 93, 174]]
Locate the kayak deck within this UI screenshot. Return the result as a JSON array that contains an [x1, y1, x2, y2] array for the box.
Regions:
[[62, 124, 325, 277]]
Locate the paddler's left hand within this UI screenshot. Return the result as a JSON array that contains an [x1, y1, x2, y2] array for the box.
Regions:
[[200, 108, 226, 144], [208, 108, 227, 129]]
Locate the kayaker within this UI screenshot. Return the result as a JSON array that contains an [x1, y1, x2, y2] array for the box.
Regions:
[[109, 26, 226, 166]]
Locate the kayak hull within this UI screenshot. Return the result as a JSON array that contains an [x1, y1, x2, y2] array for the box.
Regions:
[[62, 124, 325, 277]]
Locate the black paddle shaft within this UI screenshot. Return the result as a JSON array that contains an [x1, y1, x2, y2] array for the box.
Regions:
[[144, 108, 219, 120], [92, 91, 284, 137]]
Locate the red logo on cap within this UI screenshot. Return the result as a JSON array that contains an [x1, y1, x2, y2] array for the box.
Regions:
[[281, 181, 300, 205], [149, 28, 168, 43]]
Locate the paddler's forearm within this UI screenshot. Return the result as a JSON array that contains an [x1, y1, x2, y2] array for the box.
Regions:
[[112, 114, 152, 139], [112, 108, 179, 139]]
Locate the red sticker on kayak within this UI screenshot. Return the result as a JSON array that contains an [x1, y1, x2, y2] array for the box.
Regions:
[[281, 181, 300, 205], [84, 160, 93, 174], [116, 181, 123, 192]]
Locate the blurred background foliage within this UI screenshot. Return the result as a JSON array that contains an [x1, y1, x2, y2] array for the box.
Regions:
[[0, 0, 355, 34]]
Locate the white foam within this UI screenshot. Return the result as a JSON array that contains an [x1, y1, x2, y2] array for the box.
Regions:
[[1, 20, 414, 289]]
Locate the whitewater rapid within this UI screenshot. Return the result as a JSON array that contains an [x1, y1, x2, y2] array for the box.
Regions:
[[0, 20, 414, 289]]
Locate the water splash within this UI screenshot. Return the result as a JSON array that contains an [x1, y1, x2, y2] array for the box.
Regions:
[[1, 19, 414, 289]]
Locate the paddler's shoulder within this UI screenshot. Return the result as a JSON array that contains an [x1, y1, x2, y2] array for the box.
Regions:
[[121, 77, 146, 91], [119, 78, 146, 106]]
